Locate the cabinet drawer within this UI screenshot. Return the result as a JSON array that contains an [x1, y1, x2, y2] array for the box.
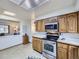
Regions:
[[58, 43, 68, 49]]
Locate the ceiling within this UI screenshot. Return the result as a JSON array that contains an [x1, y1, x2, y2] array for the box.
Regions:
[[0, 0, 77, 20], [0, 0, 31, 20], [34, 0, 76, 17]]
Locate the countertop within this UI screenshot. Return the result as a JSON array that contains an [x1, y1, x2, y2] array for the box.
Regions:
[[57, 38, 79, 46], [32, 32, 79, 46], [32, 32, 46, 39]]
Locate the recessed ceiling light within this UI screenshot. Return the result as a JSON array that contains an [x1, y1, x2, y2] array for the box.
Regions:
[[3, 11, 16, 16]]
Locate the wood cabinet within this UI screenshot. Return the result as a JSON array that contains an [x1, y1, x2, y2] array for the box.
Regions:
[[35, 17, 58, 32], [78, 48, 79, 59], [23, 34, 29, 44], [32, 37, 42, 53], [32, 37, 37, 50], [45, 17, 58, 24], [58, 48, 68, 59], [35, 12, 79, 33], [78, 12, 79, 32], [35, 20, 45, 32], [57, 43, 68, 59], [57, 42, 79, 59], [58, 12, 78, 33], [67, 13, 77, 32], [68, 46, 79, 59], [58, 15, 67, 32]]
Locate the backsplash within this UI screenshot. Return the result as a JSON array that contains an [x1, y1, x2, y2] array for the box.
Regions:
[[59, 33, 79, 39]]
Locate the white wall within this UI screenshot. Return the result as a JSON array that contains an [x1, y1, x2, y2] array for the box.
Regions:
[[0, 14, 32, 41], [0, 15, 32, 50], [35, 6, 76, 20], [0, 15, 26, 35], [75, 0, 79, 11]]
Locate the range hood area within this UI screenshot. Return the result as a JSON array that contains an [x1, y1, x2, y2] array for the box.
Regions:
[[10, 0, 49, 10]]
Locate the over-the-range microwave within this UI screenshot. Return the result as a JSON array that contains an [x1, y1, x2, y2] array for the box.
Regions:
[[45, 22, 58, 33]]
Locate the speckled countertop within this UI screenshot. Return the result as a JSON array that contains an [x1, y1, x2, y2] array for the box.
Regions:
[[57, 38, 79, 46], [32, 32, 46, 39]]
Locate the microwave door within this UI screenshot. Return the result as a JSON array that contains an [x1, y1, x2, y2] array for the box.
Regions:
[[45, 25, 54, 29], [54, 24, 57, 30]]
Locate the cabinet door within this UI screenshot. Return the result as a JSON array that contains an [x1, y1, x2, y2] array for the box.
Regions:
[[35, 21, 38, 32], [58, 15, 67, 32], [67, 13, 77, 32], [35, 20, 45, 32], [45, 17, 58, 23], [40, 20, 45, 32], [37, 20, 42, 32], [78, 48, 79, 59], [32, 37, 42, 53], [78, 12, 79, 32], [58, 48, 68, 59], [36, 39, 42, 53], [32, 38, 37, 50], [68, 46, 78, 59]]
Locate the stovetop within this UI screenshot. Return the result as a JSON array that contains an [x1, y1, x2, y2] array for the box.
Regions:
[[43, 38, 58, 42], [42, 33, 59, 41]]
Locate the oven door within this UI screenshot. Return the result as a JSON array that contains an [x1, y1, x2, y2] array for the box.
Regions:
[[43, 40, 56, 57]]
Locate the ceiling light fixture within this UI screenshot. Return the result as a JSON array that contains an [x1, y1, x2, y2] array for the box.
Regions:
[[3, 11, 16, 16]]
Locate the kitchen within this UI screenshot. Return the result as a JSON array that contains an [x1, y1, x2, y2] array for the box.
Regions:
[[32, 12, 79, 59], [0, 0, 79, 59]]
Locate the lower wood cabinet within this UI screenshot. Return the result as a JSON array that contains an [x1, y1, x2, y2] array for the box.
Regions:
[[23, 34, 29, 44], [58, 48, 68, 59], [78, 48, 79, 59], [57, 42, 79, 59], [68, 46, 79, 59], [32, 37, 42, 53]]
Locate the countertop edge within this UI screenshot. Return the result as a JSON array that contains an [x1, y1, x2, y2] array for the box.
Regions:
[[32, 36, 45, 39], [57, 40, 79, 47]]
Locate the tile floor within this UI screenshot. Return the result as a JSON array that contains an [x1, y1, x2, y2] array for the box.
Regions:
[[0, 43, 46, 59]]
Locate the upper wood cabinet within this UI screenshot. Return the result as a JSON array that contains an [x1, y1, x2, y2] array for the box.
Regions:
[[35, 20, 45, 32], [45, 17, 58, 24], [58, 12, 78, 33], [35, 12, 79, 33], [35, 17, 58, 32], [58, 15, 67, 32], [67, 13, 77, 33]]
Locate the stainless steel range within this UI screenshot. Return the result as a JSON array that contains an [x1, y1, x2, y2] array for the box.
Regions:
[[42, 33, 59, 59]]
